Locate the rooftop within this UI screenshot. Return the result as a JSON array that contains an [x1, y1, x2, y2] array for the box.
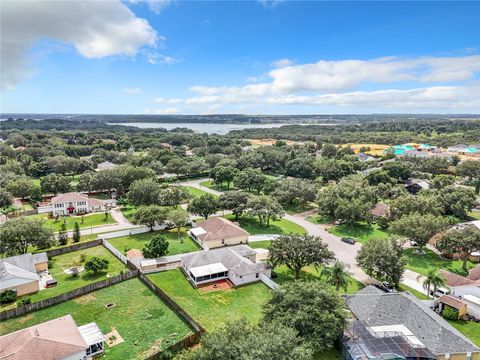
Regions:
[[194, 217, 249, 242]]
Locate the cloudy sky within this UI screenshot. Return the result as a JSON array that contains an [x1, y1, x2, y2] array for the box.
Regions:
[[1, 0, 479, 114]]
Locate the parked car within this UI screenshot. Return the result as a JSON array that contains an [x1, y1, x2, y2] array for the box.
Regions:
[[341, 237, 356, 245], [429, 287, 450, 298], [373, 281, 396, 293]]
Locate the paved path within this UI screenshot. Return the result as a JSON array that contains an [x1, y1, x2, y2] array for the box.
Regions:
[[248, 234, 281, 242]]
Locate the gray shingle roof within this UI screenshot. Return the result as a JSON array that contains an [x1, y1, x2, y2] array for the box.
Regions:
[[345, 287, 480, 355]]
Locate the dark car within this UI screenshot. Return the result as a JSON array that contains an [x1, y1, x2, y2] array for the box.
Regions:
[[341, 237, 356, 245], [373, 281, 396, 293]]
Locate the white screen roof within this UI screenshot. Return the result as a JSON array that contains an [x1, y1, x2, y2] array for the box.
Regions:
[[78, 322, 104, 345], [190, 227, 206, 236], [190, 262, 228, 278], [368, 324, 424, 348]]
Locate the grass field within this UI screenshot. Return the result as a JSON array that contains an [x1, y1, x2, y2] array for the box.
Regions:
[[224, 214, 306, 235], [468, 210, 480, 220], [328, 222, 389, 243], [108, 228, 200, 255], [148, 269, 271, 331], [399, 284, 429, 300], [120, 205, 137, 222], [1, 246, 126, 311], [248, 240, 272, 249], [0, 279, 193, 359], [182, 185, 215, 198], [30, 213, 116, 231], [273, 265, 364, 295], [282, 202, 316, 215], [404, 248, 476, 277], [199, 180, 233, 192], [448, 319, 480, 347]]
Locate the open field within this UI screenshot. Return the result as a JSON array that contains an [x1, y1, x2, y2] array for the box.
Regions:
[[1, 246, 125, 311], [0, 279, 193, 359], [224, 214, 306, 235], [328, 222, 389, 243], [404, 248, 476, 277], [273, 265, 364, 295], [29, 213, 116, 231], [108, 228, 200, 255], [148, 269, 271, 331], [343, 143, 389, 156]]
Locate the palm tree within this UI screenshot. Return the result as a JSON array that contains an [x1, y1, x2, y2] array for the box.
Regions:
[[321, 261, 349, 291], [423, 269, 446, 298]]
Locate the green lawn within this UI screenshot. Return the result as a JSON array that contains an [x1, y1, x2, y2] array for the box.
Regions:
[[182, 186, 215, 198], [328, 222, 389, 243], [282, 202, 317, 215], [399, 284, 429, 300], [30, 213, 116, 231], [224, 214, 306, 235], [468, 210, 480, 220], [148, 269, 271, 331], [120, 205, 137, 222], [108, 228, 200, 255], [404, 248, 476, 277], [0, 279, 193, 359], [306, 214, 334, 225], [273, 265, 364, 295], [248, 240, 272, 249], [199, 180, 232, 192], [448, 319, 480, 347], [1, 246, 125, 311]]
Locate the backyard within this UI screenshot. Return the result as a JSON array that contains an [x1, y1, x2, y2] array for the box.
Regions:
[[148, 269, 271, 331], [0, 279, 193, 359], [1, 245, 126, 311], [224, 214, 306, 235], [30, 212, 116, 231], [448, 319, 480, 347], [403, 248, 476, 277], [108, 228, 200, 256], [328, 222, 389, 243]]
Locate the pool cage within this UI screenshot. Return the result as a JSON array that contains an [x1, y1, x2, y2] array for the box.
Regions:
[[341, 320, 437, 360]]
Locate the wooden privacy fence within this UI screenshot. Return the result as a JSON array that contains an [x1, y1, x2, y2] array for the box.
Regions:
[[0, 270, 138, 321], [42, 239, 102, 257]]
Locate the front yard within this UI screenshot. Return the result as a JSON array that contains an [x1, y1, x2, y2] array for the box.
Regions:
[[182, 185, 215, 198], [30, 212, 116, 231], [148, 269, 271, 331], [0, 279, 193, 359], [328, 222, 389, 243], [224, 214, 306, 235], [403, 248, 476, 277], [108, 228, 201, 256], [1, 246, 125, 311]]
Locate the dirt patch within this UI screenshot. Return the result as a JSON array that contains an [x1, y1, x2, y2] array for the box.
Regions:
[[105, 328, 124, 347], [18, 314, 33, 324], [73, 293, 96, 304], [198, 279, 234, 293]]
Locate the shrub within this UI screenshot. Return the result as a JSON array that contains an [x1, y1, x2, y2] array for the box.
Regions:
[[17, 297, 31, 306], [79, 252, 87, 262], [85, 256, 109, 273], [0, 290, 17, 304], [442, 306, 459, 320]]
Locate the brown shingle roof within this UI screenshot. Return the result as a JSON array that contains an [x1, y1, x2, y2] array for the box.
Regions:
[[439, 295, 467, 310], [468, 265, 480, 281], [440, 269, 475, 287], [0, 315, 87, 360], [197, 217, 249, 242], [371, 203, 390, 217]]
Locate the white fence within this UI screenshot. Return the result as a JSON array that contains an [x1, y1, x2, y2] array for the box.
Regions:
[[102, 239, 127, 264], [96, 224, 168, 240], [37, 205, 53, 214], [259, 274, 279, 290]]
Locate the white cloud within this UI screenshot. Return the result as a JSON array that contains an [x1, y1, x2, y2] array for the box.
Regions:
[[127, 0, 172, 14], [142, 50, 182, 65], [1, 0, 159, 90], [257, 0, 285, 9], [271, 58, 294, 68], [124, 87, 142, 95], [148, 107, 180, 114]]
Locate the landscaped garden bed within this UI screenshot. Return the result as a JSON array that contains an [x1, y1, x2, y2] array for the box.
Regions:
[[148, 269, 271, 331], [0, 278, 194, 359]]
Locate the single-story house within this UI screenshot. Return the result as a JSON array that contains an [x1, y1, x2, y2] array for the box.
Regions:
[[371, 202, 390, 218], [344, 286, 480, 360], [440, 268, 480, 317], [51, 192, 111, 216], [189, 217, 249, 249], [405, 178, 430, 194], [439, 294, 468, 318], [181, 245, 271, 287], [0, 252, 48, 296], [356, 153, 376, 162], [0, 315, 104, 360], [95, 161, 117, 171]]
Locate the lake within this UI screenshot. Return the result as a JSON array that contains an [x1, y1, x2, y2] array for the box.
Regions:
[[108, 122, 332, 135]]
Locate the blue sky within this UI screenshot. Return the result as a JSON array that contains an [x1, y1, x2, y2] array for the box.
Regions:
[[1, 0, 479, 114]]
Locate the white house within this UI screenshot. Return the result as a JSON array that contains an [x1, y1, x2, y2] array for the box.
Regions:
[[0, 315, 104, 360], [50, 192, 112, 216], [0, 253, 48, 296], [181, 245, 271, 287]]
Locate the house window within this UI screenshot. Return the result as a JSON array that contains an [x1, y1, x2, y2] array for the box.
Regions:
[[256, 273, 259, 278], [221, 239, 225, 245], [78, 201, 86, 206], [54, 203, 63, 208]]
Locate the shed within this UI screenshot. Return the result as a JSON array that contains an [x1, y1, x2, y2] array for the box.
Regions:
[[439, 294, 468, 317]]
